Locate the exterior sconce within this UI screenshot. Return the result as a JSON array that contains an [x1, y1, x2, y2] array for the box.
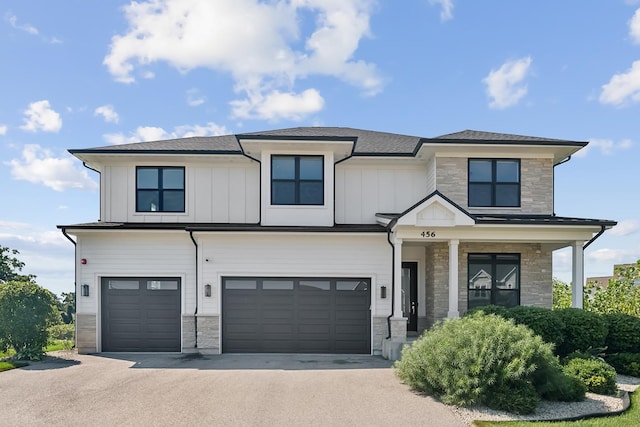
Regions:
[[380, 286, 387, 299], [204, 284, 212, 297], [81, 284, 90, 297]]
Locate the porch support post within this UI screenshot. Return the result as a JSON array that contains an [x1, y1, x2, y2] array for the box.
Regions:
[[571, 241, 585, 309], [448, 239, 460, 318], [392, 238, 404, 319]]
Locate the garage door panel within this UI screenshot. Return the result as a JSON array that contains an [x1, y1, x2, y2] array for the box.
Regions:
[[102, 278, 181, 352], [222, 277, 370, 354]]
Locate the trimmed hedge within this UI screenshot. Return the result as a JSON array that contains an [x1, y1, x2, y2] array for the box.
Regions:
[[603, 313, 640, 354], [395, 312, 584, 414], [555, 308, 608, 357], [563, 358, 617, 395], [607, 353, 640, 377]]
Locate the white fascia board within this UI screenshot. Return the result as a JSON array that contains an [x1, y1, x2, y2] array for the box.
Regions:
[[395, 193, 475, 227], [416, 143, 578, 164], [240, 138, 354, 162]]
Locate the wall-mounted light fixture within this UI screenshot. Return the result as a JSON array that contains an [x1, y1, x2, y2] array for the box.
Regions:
[[81, 284, 90, 297], [204, 284, 212, 297], [380, 285, 387, 299]]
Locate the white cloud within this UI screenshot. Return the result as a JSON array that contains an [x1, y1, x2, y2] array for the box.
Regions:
[[429, 0, 454, 21], [20, 100, 62, 133], [5, 12, 39, 35], [482, 56, 532, 109], [186, 89, 205, 107], [230, 88, 324, 121], [103, 121, 229, 145], [574, 138, 633, 157], [599, 60, 640, 106], [94, 105, 120, 123], [0, 124, 7, 135], [103, 0, 382, 121], [5, 144, 98, 191], [630, 8, 640, 44], [609, 219, 640, 237]]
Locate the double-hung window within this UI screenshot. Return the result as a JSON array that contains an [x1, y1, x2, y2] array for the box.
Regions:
[[271, 155, 324, 205], [136, 167, 185, 212], [468, 254, 520, 309], [468, 159, 520, 207]]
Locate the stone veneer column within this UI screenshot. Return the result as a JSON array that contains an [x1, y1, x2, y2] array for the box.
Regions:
[[572, 241, 585, 309], [448, 239, 460, 318]]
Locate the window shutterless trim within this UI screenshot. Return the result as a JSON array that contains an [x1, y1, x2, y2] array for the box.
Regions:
[[271, 155, 324, 206], [468, 159, 520, 207], [136, 166, 185, 212], [467, 253, 521, 309]]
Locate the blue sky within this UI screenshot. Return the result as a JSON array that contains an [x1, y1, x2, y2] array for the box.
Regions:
[[1, 0, 639, 297]]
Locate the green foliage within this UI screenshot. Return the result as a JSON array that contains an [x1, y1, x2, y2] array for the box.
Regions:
[[554, 308, 608, 357], [603, 313, 640, 354], [57, 292, 75, 324], [503, 306, 566, 350], [552, 278, 572, 310], [0, 246, 35, 283], [531, 353, 586, 402], [588, 262, 640, 317], [466, 304, 509, 317], [484, 381, 540, 415], [563, 358, 618, 395], [0, 281, 58, 360], [0, 361, 29, 372], [395, 312, 575, 414], [606, 353, 640, 377], [47, 323, 74, 341]]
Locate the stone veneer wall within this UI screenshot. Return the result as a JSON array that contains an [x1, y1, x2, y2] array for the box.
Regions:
[[372, 316, 387, 354], [197, 315, 220, 354], [76, 313, 97, 353], [436, 157, 553, 215], [182, 315, 196, 351]]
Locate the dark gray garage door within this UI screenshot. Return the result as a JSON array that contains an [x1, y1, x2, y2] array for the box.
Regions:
[[222, 277, 371, 354], [101, 277, 181, 352]]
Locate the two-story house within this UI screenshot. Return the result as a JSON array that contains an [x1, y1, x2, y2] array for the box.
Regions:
[[59, 127, 616, 359]]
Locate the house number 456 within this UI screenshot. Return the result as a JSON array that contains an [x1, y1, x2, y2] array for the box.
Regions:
[[420, 231, 436, 238]]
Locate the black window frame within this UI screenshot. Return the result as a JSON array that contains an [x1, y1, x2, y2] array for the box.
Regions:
[[468, 159, 521, 207], [136, 166, 185, 213], [467, 253, 520, 309], [270, 155, 324, 206]]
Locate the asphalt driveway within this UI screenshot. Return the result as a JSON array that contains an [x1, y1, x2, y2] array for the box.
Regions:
[[0, 352, 466, 427]]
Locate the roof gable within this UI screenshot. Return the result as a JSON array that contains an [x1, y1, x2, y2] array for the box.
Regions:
[[389, 191, 475, 228]]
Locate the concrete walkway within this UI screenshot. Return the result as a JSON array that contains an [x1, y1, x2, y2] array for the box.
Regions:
[[0, 352, 466, 426]]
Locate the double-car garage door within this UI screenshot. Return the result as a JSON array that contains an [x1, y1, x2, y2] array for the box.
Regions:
[[222, 277, 371, 354]]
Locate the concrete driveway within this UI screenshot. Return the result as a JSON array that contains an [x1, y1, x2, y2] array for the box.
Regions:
[[0, 352, 466, 427]]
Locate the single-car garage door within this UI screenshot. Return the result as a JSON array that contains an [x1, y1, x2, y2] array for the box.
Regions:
[[101, 277, 181, 352], [222, 277, 371, 354]]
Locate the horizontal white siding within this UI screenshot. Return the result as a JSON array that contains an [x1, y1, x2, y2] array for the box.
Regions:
[[335, 163, 428, 223], [75, 232, 196, 318], [197, 233, 392, 317], [102, 161, 260, 223]]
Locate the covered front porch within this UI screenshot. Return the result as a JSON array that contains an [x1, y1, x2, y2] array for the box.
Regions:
[[378, 192, 615, 360]]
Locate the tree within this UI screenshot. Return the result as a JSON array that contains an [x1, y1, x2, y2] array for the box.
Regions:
[[0, 246, 35, 283], [0, 280, 58, 360], [57, 291, 76, 324], [552, 278, 572, 309]]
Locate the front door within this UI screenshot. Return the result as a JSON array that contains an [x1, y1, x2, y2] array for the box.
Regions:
[[402, 262, 418, 332]]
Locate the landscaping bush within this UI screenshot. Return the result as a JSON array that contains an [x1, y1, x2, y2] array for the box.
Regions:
[[466, 304, 509, 317], [603, 313, 640, 354], [504, 306, 566, 350], [47, 324, 74, 341], [606, 353, 640, 377], [395, 312, 580, 414], [533, 356, 587, 402], [563, 358, 618, 395], [555, 308, 608, 358]]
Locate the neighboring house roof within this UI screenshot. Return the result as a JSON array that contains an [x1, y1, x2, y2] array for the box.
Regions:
[[68, 127, 587, 156]]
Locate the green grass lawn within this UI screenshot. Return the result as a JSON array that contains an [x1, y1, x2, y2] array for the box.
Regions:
[[474, 391, 638, 427]]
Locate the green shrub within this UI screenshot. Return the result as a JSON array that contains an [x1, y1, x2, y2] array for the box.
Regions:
[[555, 308, 608, 357], [563, 350, 597, 364], [563, 358, 618, 395], [47, 324, 74, 341], [395, 312, 573, 413], [533, 356, 586, 402], [504, 306, 566, 350], [603, 313, 640, 354], [466, 304, 509, 317], [606, 353, 640, 377]]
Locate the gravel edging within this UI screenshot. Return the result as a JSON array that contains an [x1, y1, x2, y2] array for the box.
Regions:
[[450, 374, 640, 426]]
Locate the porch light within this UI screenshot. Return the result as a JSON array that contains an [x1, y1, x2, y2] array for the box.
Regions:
[[204, 284, 212, 297], [380, 285, 387, 299], [81, 284, 90, 297]]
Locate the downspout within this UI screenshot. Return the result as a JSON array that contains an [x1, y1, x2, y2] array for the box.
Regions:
[[61, 229, 77, 341], [189, 231, 198, 349], [583, 225, 606, 250], [386, 229, 395, 339]]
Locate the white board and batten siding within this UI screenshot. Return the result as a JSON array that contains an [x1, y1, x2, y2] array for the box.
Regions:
[[75, 232, 196, 316], [102, 162, 260, 223], [197, 233, 392, 317], [335, 163, 429, 224]]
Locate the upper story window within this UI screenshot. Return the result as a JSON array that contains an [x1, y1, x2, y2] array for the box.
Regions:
[[136, 167, 185, 212], [468, 253, 520, 309], [271, 155, 324, 205], [468, 159, 520, 207]]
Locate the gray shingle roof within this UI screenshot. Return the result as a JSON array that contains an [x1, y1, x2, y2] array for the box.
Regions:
[[69, 127, 586, 156]]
